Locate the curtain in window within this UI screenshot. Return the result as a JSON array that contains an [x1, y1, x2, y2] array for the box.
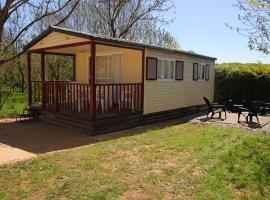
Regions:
[[157, 60, 163, 79], [156, 59, 174, 80], [193, 63, 199, 80], [96, 54, 122, 84], [201, 65, 205, 80], [205, 64, 210, 81]]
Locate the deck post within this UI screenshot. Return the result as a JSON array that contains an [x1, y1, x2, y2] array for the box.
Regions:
[[90, 41, 96, 120], [73, 55, 76, 81], [141, 49, 145, 113], [27, 52, 32, 106], [41, 51, 45, 108]]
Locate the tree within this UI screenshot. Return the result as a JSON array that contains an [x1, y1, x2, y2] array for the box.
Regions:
[[134, 21, 179, 48], [0, 0, 178, 92], [65, 0, 179, 48], [0, 0, 80, 65], [231, 0, 270, 54]]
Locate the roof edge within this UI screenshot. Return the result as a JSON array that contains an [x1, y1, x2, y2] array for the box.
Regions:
[[24, 26, 217, 61]]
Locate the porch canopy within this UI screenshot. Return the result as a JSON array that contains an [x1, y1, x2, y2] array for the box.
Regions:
[[25, 26, 145, 120]]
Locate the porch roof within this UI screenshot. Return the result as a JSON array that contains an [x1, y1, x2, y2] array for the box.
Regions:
[[24, 26, 217, 61]]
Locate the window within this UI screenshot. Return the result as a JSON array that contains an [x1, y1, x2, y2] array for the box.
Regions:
[[96, 55, 113, 83], [146, 57, 157, 80], [175, 61, 184, 80], [193, 63, 210, 81], [193, 63, 199, 80], [199, 65, 205, 80], [157, 59, 175, 80], [205, 64, 210, 81]]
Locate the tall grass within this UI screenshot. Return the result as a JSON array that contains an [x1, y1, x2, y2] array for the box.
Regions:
[[0, 85, 27, 117]]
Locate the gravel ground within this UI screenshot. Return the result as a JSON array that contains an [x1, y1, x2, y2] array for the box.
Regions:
[[191, 112, 270, 133]]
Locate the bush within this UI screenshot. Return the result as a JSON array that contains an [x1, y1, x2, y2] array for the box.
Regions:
[[215, 63, 270, 103]]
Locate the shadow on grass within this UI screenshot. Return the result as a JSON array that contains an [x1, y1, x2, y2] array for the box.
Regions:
[[0, 112, 203, 155]]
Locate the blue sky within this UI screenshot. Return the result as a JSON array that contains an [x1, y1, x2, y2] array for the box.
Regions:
[[166, 0, 270, 63]]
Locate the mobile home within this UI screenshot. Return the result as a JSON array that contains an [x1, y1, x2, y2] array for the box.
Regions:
[[25, 26, 216, 134]]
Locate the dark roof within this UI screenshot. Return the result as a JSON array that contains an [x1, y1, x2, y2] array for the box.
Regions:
[[24, 26, 217, 61]]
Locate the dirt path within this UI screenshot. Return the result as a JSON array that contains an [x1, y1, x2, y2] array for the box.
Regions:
[[0, 118, 96, 165], [0, 143, 36, 165]]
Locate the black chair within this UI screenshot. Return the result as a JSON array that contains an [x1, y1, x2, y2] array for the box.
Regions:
[[237, 101, 262, 124], [260, 102, 270, 116], [227, 99, 243, 113], [203, 97, 227, 119]]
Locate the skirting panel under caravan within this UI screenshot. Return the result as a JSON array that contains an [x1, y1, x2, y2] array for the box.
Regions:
[[41, 104, 206, 135]]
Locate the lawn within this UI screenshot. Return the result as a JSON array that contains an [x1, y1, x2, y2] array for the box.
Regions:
[[0, 124, 270, 199], [0, 86, 27, 116]]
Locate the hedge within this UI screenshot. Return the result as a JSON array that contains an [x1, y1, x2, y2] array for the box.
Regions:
[[214, 63, 270, 103]]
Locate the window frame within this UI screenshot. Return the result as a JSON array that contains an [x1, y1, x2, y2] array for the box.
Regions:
[[205, 64, 210, 81], [200, 64, 205, 80], [156, 57, 176, 81], [194, 63, 210, 81], [193, 63, 199, 81], [94, 52, 123, 84]]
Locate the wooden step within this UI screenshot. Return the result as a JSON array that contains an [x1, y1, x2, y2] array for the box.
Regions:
[[41, 113, 93, 133], [40, 105, 204, 135]]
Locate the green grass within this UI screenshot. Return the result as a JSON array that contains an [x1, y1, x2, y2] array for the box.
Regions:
[[0, 86, 27, 116], [1, 124, 270, 199]]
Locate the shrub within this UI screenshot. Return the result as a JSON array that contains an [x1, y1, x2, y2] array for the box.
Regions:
[[215, 63, 270, 103]]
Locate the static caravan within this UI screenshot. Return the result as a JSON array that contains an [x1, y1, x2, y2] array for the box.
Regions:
[[24, 26, 216, 134]]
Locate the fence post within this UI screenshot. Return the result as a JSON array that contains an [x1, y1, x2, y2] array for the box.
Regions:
[[41, 51, 45, 108], [27, 52, 32, 106], [90, 41, 96, 120]]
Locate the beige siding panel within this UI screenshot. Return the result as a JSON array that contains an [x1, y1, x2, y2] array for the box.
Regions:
[[75, 52, 89, 84], [74, 46, 142, 84], [29, 32, 90, 50], [122, 49, 142, 83], [144, 49, 215, 115]]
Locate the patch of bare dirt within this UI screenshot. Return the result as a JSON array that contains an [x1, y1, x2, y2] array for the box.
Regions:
[[0, 143, 36, 165], [0, 118, 94, 165], [122, 188, 148, 200]]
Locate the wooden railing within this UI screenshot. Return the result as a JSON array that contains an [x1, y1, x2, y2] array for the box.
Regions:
[[44, 81, 91, 115], [30, 81, 142, 119], [96, 83, 142, 114], [31, 81, 91, 118]]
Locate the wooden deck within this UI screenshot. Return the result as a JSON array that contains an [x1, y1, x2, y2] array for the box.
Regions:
[[31, 81, 142, 120]]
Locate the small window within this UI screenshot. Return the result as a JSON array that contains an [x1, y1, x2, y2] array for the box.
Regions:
[[146, 57, 157, 80], [175, 61, 184, 80], [194, 63, 209, 81], [201, 65, 205, 80], [205, 64, 210, 81], [157, 59, 174, 80], [193, 63, 199, 80]]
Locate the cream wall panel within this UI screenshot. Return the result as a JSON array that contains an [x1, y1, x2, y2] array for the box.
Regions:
[[75, 52, 89, 84], [75, 47, 143, 84], [29, 32, 90, 50], [144, 49, 215, 114], [122, 49, 142, 83], [95, 46, 142, 83]]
